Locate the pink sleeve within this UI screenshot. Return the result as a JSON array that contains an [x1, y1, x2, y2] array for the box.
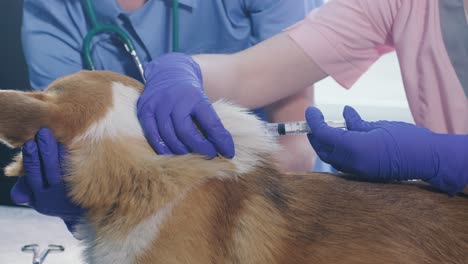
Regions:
[[288, 0, 400, 88]]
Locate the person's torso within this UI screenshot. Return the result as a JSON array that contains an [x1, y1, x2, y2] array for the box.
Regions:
[[391, 0, 468, 134], [79, 0, 317, 82], [89, 0, 252, 81]]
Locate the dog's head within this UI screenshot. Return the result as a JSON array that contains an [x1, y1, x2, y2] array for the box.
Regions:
[[0, 70, 281, 216], [0, 70, 143, 148], [0, 71, 145, 176], [0, 70, 279, 179]]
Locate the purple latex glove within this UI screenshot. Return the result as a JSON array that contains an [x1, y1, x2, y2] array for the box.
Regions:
[[137, 53, 234, 159], [306, 106, 468, 195], [10, 128, 84, 232]]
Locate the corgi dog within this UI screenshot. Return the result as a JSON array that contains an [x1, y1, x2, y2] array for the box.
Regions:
[[1, 71, 467, 264]]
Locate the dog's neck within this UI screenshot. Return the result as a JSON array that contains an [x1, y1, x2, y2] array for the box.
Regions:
[[65, 81, 280, 226]]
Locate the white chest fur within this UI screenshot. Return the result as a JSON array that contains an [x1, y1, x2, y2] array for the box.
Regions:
[[78, 201, 177, 264]]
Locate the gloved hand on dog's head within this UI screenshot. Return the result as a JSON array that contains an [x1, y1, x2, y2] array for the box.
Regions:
[[10, 128, 84, 233], [306, 106, 468, 195], [138, 53, 235, 159]]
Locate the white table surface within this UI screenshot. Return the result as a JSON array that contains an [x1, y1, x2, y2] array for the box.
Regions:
[[0, 206, 84, 264]]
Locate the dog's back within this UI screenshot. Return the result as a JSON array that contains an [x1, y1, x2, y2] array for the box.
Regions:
[[0, 71, 466, 264], [139, 168, 468, 264]]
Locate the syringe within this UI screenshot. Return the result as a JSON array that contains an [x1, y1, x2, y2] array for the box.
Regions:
[[265, 120, 346, 136]]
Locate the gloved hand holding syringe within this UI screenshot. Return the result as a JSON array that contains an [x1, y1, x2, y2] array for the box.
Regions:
[[265, 120, 346, 136]]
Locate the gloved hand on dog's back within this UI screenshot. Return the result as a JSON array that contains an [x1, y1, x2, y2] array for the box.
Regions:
[[138, 53, 235, 159], [306, 106, 468, 195], [10, 128, 84, 233]]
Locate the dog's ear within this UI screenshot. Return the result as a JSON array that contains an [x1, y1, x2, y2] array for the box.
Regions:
[[0, 90, 51, 148]]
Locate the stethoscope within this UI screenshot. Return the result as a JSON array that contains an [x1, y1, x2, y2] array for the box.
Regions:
[[82, 0, 180, 82]]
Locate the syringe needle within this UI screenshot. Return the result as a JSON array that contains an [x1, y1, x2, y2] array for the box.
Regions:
[[265, 120, 346, 136]]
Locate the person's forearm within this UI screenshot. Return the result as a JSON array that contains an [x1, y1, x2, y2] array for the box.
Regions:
[[194, 32, 327, 109], [265, 85, 317, 172]]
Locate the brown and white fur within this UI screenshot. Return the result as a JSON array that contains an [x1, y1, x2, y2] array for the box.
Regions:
[[1, 71, 467, 264]]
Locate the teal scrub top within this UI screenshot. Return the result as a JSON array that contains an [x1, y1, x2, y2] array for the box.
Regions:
[[22, 0, 323, 89]]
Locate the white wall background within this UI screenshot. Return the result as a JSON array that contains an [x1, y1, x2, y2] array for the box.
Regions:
[[315, 53, 414, 123]]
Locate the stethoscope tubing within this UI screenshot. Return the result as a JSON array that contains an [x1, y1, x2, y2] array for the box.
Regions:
[[82, 0, 180, 82]]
